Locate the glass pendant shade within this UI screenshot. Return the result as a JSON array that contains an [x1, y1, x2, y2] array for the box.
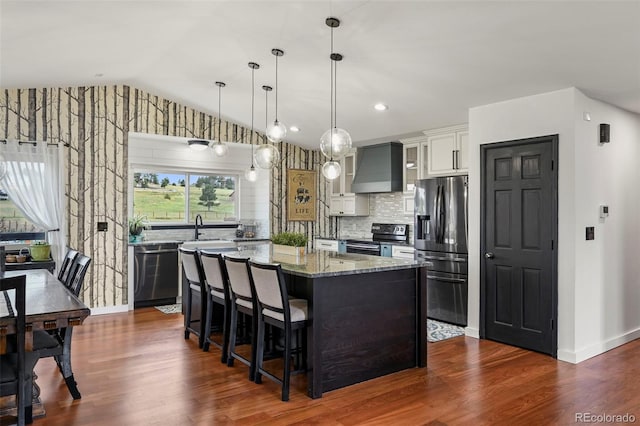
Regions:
[[322, 160, 341, 180], [245, 165, 258, 182], [266, 119, 287, 143], [320, 127, 352, 159], [254, 143, 280, 169], [212, 141, 228, 157]]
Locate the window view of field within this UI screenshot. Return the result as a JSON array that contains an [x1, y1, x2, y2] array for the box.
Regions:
[[132, 173, 237, 223], [0, 188, 43, 233]]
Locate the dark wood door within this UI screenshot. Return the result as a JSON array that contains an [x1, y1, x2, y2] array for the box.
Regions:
[[481, 135, 558, 356]]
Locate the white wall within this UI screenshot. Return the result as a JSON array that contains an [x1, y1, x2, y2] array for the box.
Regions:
[[571, 91, 640, 361], [468, 87, 640, 363]]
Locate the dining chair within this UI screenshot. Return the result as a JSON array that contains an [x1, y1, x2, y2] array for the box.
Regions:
[[199, 251, 231, 362], [1, 275, 40, 426], [224, 255, 258, 381], [179, 247, 206, 349], [57, 248, 79, 285], [249, 260, 308, 401], [31, 255, 91, 400]]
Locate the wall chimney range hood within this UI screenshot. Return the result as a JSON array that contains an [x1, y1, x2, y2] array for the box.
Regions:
[[351, 141, 403, 193]]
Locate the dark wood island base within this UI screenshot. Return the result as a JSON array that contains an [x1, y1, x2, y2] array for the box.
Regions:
[[288, 266, 426, 398]]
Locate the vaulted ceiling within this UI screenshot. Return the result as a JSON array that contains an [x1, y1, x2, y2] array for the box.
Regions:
[[1, 1, 639, 150]]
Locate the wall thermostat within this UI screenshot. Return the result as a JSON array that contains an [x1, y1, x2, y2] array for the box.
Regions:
[[599, 205, 609, 219]]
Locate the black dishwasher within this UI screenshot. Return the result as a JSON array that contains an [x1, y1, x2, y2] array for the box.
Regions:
[[134, 243, 179, 308]]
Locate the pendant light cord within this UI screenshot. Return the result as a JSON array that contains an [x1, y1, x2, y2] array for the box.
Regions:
[[217, 84, 222, 142], [275, 54, 279, 121], [251, 65, 255, 165], [330, 25, 335, 161]]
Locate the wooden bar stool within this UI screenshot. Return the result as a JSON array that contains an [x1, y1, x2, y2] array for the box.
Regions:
[[223, 255, 258, 381], [179, 247, 206, 349], [249, 260, 308, 401], [199, 251, 231, 362]]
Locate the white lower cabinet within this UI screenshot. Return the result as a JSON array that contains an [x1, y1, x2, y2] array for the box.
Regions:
[[392, 245, 415, 259], [315, 239, 339, 252], [329, 194, 369, 216]]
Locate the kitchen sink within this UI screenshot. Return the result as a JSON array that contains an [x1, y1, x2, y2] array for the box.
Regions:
[[180, 239, 236, 250]]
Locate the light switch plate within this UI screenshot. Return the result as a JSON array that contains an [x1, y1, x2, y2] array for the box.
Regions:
[[586, 226, 595, 240]]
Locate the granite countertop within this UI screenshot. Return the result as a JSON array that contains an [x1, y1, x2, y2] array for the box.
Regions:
[[128, 238, 270, 247], [218, 243, 422, 278]]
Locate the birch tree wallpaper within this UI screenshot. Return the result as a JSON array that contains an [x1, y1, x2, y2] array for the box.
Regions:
[[0, 85, 334, 308]]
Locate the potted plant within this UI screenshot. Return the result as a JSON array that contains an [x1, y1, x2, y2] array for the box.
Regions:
[[30, 240, 51, 261], [129, 214, 149, 243], [271, 232, 308, 257]]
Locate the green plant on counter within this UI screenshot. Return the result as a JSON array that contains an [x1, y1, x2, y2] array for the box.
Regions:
[[128, 214, 149, 236], [30, 240, 49, 246], [271, 232, 308, 247]]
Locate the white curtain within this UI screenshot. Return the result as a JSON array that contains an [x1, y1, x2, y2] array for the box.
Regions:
[[1, 140, 66, 270]]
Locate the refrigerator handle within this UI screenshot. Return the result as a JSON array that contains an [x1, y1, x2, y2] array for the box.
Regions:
[[434, 185, 441, 243], [437, 184, 446, 244]]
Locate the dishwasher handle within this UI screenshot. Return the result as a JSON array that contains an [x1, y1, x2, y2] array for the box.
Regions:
[[136, 249, 178, 255]]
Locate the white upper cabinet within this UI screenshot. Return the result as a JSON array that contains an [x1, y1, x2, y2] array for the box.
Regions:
[[425, 125, 468, 176], [400, 124, 468, 195], [329, 150, 369, 216]]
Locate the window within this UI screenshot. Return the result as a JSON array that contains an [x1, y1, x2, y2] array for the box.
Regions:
[[132, 171, 237, 223], [0, 187, 45, 234]]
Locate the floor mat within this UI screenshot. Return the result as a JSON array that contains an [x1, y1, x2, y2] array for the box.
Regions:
[[427, 319, 465, 342], [154, 304, 182, 314]]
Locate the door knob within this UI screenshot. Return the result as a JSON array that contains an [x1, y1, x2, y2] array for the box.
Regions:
[[485, 252, 494, 259]]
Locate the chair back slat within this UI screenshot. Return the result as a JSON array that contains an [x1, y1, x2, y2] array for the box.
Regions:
[[57, 249, 79, 283], [250, 263, 284, 312], [67, 255, 92, 297], [199, 252, 227, 294], [224, 256, 253, 301]]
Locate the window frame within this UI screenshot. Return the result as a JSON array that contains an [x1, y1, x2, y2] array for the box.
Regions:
[[131, 167, 239, 225]]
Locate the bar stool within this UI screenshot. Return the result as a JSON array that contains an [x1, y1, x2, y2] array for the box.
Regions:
[[223, 255, 258, 381], [249, 260, 308, 401], [199, 251, 231, 362], [179, 247, 206, 349]]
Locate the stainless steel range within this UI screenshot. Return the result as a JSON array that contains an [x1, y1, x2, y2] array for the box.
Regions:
[[345, 223, 410, 256]]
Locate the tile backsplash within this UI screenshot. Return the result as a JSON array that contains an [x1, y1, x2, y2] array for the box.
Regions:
[[339, 192, 414, 241]]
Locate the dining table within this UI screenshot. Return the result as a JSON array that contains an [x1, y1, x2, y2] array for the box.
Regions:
[[0, 269, 91, 417]]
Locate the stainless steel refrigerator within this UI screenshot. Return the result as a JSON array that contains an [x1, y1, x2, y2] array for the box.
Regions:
[[414, 175, 468, 326]]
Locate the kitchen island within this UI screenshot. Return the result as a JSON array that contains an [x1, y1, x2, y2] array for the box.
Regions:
[[207, 244, 426, 399]]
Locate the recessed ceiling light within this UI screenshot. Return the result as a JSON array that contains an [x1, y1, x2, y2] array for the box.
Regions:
[[95, 73, 104, 78], [374, 103, 388, 111], [290, 126, 300, 132]]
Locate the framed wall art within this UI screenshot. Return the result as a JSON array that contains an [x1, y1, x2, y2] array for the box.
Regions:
[[287, 169, 317, 221]]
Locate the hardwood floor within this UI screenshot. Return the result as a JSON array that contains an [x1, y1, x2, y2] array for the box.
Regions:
[[21, 308, 640, 425]]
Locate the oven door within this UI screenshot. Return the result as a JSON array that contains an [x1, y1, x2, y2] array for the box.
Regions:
[[346, 242, 381, 256]]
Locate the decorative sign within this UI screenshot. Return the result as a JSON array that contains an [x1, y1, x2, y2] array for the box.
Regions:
[[287, 169, 317, 221]]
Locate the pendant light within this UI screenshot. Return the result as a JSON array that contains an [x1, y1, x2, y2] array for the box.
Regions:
[[321, 17, 351, 180], [265, 48, 287, 143], [244, 62, 260, 183], [254, 84, 281, 169], [212, 81, 229, 157]]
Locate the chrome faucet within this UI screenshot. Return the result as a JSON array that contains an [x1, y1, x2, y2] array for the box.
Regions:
[[194, 214, 204, 240]]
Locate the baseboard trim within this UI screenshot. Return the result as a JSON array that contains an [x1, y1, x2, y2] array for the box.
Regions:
[[90, 304, 130, 316], [558, 327, 640, 364], [465, 326, 480, 339]]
